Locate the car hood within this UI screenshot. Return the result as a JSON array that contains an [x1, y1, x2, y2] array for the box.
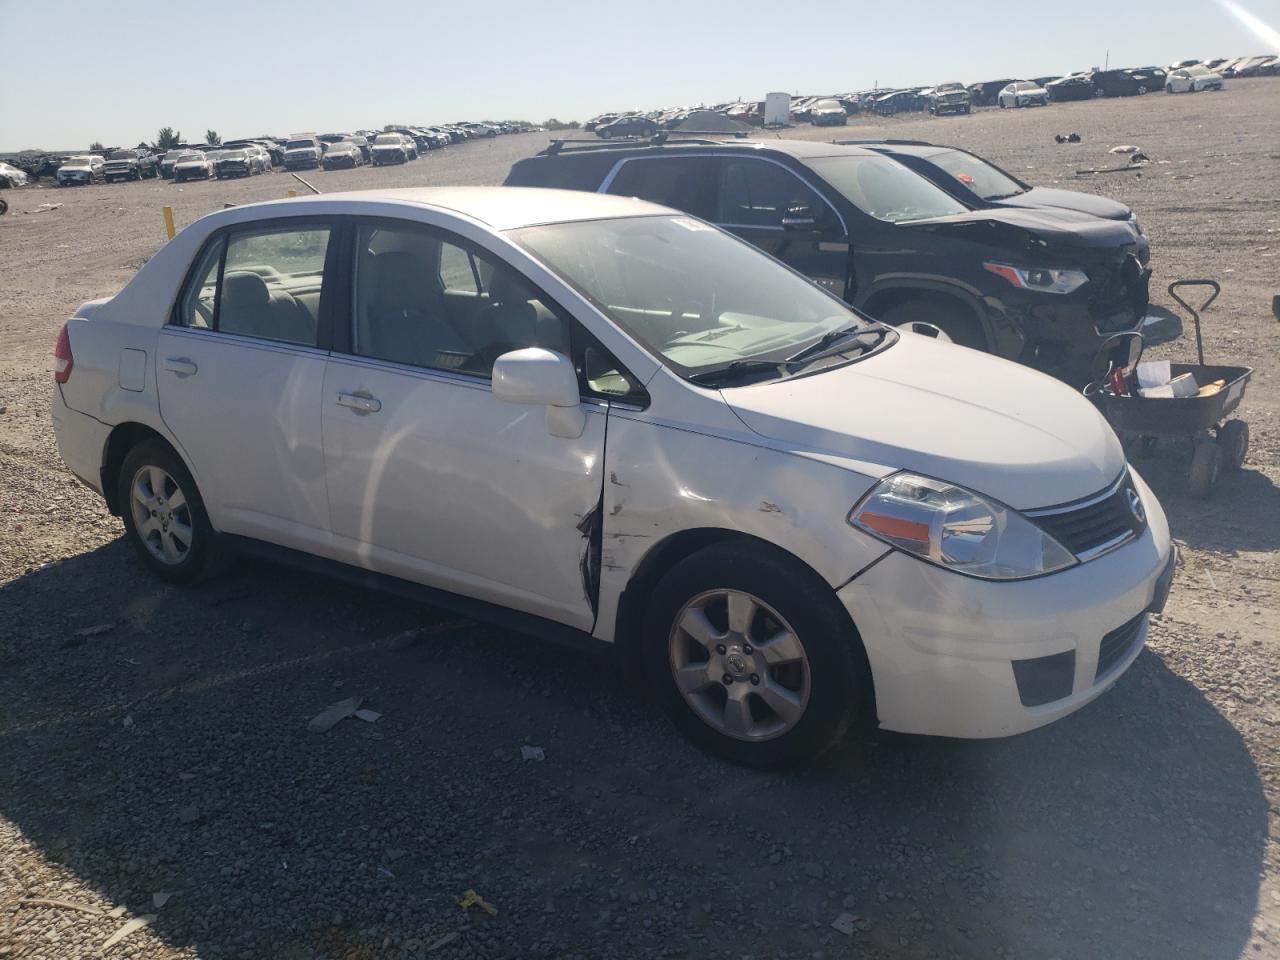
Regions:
[[997, 186, 1132, 221], [721, 334, 1124, 510], [902, 205, 1139, 248]]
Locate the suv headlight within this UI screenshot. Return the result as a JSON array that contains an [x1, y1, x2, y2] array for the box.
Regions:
[[983, 262, 1089, 295], [849, 473, 1077, 580]]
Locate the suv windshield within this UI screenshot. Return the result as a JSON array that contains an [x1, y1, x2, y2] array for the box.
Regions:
[[374, 135, 401, 145], [807, 155, 968, 223], [286, 140, 315, 150], [108, 150, 135, 160], [926, 149, 1025, 201], [511, 215, 876, 379]]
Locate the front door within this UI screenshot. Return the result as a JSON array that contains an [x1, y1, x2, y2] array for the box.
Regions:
[[320, 219, 606, 629], [157, 219, 334, 552], [712, 156, 852, 301]]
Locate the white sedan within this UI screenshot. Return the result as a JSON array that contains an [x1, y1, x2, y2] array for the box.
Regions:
[[56, 154, 106, 185], [998, 81, 1049, 108], [50, 187, 1175, 767], [1166, 65, 1225, 93]]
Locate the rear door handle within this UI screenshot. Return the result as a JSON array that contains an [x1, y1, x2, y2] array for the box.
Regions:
[[163, 357, 198, 377], [336, 391, 382, 414]]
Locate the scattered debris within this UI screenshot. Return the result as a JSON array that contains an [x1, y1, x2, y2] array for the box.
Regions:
[[75, 622, 115, 638], [152, 892, 172, 909], [307, 696, 362, 733], [107, 905, 127, 919], [18, 897, 103, 916], [25, 202, 62, 214], [1054, 133, 1082, 144], [521, 745, 545, 761], [1075, 163, 1147, 175], [427, 931, 461, 951], [456, 889, 498, 916], [102, 914, 156, 951], [354, 708, 382, 723], [1110, 144, 1142, 154], [831, 911, 860, 936]]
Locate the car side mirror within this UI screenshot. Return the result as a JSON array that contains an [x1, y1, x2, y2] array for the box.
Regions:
[[781, 205, 818, 230], [492, 348, 586, 438]]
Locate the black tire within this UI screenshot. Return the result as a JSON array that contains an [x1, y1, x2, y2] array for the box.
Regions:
[[0, 196, 7, 216], [1188, 439, 1222, 498], [642, 540, 869, 768], [600, 128, 612, 139], [878, 299, 987, 350], [1137, 84, 1148, 95], [1218, 419, 1248, 471], [118, 439, 221, 584]]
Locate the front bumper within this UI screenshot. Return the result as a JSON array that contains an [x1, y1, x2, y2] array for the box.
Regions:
[[838, 471, 1172, 739]]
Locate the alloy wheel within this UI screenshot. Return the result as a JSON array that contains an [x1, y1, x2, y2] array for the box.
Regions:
[[130, 465, 194, 565], [668, 589, 811, 741]]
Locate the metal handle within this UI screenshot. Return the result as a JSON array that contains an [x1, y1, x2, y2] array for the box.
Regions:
[[163, 357, 197, 376], [336, 392, 381, 414], [1168, 279, 1219, 365]]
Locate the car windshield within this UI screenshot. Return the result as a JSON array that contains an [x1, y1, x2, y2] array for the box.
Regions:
[[108, 151, 134, 160], [937, 83, 963, 92], [1186, 66, 1210, 76], [927, 149, 1025, 201], [815, 100, 841, 109], [286, 140, 315, 150], [221, 150, 246, 158], [374, 135, 401, 145], [67, 156, 93, 165], [806, 155, 968, 223], [177, 153, 203, 162], [510, 215, 875, 379]]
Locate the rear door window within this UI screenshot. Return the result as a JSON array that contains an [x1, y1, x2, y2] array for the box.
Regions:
[[604, 157, 719, 220], [716, 158, 833, 231]]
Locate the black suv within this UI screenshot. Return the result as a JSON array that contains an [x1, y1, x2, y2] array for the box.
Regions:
[[506, 138, 1152, 385], [1093, 67, 1166, 97]]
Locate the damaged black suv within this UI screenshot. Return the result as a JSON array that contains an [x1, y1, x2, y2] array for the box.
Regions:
[[506, 138, 1151, 386]]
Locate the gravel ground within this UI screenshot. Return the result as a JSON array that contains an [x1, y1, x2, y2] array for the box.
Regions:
[[1, 87, 1278, 960]]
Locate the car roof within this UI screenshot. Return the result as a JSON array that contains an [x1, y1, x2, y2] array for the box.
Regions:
[[540, 138, 880, 161], [236, 186, 673, 231]]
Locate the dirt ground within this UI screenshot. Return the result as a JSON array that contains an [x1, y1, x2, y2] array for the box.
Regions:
[[1, 85, 1278, 960]]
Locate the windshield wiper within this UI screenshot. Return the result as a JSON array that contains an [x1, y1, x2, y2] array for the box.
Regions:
[[688, 359, 787, 386], [785, 327, 887, 367]]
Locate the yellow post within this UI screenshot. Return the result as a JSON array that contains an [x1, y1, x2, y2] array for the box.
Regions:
[[162, 205, 176, 240], [287, 189, 297, 198]]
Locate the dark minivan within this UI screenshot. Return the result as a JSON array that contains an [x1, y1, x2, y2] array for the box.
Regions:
[[506, 139, 1152, 386]]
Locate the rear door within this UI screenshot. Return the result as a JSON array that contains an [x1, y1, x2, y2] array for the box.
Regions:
[[712, 156, 851, 300], [157, 218, 335, 552]]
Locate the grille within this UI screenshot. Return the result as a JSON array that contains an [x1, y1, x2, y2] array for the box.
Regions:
[[1095, 613, 1145, 679], [1089, 253, 1150, 333], [1026, 474, 1143, 559]]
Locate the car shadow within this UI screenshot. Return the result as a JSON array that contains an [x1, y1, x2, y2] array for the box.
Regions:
[[1132, 445, 1280, 553], [0, 540, 1267, 958]]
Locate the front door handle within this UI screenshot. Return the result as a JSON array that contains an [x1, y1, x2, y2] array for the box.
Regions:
[[163, 357, 198, 377], [336, 391, 382, 414]]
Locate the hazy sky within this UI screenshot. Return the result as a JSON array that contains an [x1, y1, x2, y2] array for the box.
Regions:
[[1, 0, 1277, 151]]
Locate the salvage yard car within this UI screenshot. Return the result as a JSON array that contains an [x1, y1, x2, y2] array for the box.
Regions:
[[103, 148, 158, 183], [172, 151, 215, 183], [855, 141, 1144, 229], [49, 186, 1175, 767], [1166, 65, 1224, 93], [506, 139, 1152, 386], [321, 141, 365, 170], [809, 99, 849, 126], [284, 136, 323, 170], [998, 80, 1049, 108], [371, 133, 413, 166], [928, 83, 971, 115], [57, 154, 105, 185]]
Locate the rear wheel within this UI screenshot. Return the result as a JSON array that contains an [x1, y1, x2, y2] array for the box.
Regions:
[[118, 440, 221, 584], [1137, 84, 1148, 95], [642, 541, 868, 768], [1218, 419, 1248, 471], [878, 299, 986, 350]]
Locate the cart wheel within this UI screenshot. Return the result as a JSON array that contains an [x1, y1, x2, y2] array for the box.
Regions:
[[1188, 439, 1222, 498], [1218, 420, 1248, 471]]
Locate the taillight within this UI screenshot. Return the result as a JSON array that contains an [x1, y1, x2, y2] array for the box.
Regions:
[[54, 323, 74, 383]]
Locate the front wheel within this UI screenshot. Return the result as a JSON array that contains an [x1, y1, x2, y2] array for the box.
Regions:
[[878, 299, 986, 350], [1137, 84, 1148, 95], [118, 440, 221, 583], [642, 541, 869, 768]]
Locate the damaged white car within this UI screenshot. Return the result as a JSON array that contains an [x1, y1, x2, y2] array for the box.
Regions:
[[56, 154, 105, 185], [50, 187, 1175, 767]]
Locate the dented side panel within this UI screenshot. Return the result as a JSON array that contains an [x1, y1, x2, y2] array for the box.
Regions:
[[593, 411, 890, 644]]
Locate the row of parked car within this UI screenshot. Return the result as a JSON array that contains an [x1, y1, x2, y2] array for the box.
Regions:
[[585, 53, 1276, 136], [3, 121, 535, 189]]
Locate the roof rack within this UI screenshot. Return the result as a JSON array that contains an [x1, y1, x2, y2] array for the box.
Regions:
[[540, 134, 729, 157], [831, 138, 934, 147]]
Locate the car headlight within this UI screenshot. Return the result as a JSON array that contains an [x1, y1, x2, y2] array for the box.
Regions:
[[849, 473, 1077, 580], [983, 262, 1089, 295]]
